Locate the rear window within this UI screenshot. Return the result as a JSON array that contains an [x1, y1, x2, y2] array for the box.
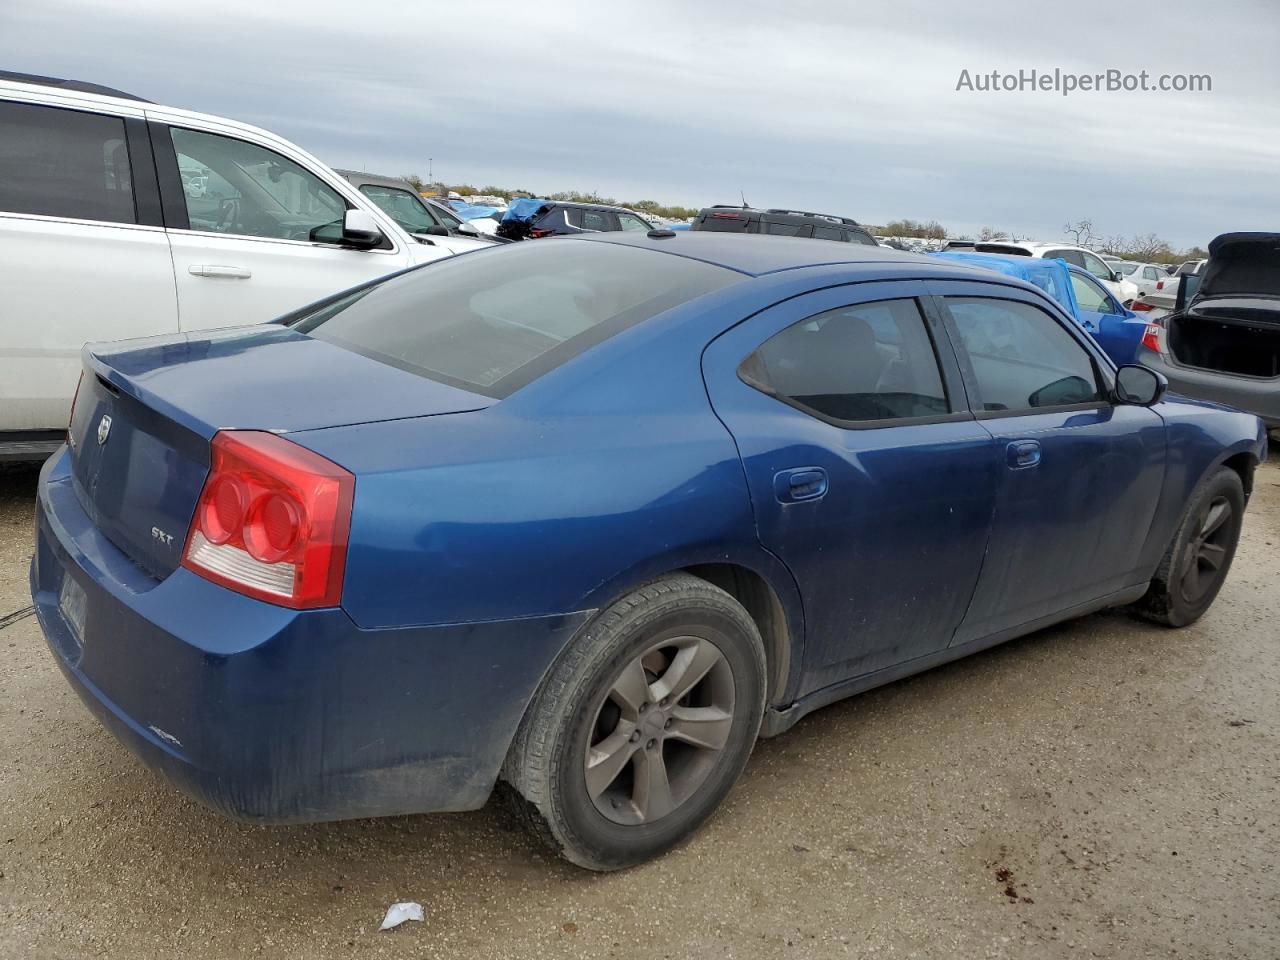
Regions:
[[293, 241, 741, 397]]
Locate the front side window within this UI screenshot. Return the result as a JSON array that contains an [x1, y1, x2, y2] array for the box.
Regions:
[[293, 240, 740, 396], [617, 212, 650, 231], [1081, 251, 1114, 279], [580, 209, 611, 231], [359, 184, 438, 233], [0, 101, 135, 224], [946, 297, 1103, 413], [1069, 273, 1119, 314], [744, 299, 949, 424], [170, 127, 346, 241], [763, 221, 806, 237], [428, 201, 463, 229]]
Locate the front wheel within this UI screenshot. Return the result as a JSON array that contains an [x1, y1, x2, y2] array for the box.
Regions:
[[1132, 466, 1245, 627], [503, 574, 766, 870]]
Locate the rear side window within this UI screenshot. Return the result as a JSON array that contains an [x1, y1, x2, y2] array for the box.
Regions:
[[566, 208, 611, 231], [945, 297, 1103, 413], [743, 299, 950, 424], [0, 101, 135, 224], [294, 241, 741, 397], [812, 225, 842, 241], [696, 213, 750, 233], [763, 221, 809, 237]]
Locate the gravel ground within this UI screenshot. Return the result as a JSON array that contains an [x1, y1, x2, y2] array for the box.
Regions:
[[0, 458, 1276, 959]]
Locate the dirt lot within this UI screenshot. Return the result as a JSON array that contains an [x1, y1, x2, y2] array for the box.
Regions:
[[0, 459, 1276, 960]]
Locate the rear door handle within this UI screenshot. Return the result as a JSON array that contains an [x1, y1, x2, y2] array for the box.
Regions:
[[1007, 439, 1041, 469], [188, 264, 252, 279], [774, 467, 828, 503]]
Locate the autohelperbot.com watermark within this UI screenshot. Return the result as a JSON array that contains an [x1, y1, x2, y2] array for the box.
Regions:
[[955, 68, 1211, 96]]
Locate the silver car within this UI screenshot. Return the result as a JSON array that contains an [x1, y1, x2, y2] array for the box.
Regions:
[[1138, 232, 1280, 437]]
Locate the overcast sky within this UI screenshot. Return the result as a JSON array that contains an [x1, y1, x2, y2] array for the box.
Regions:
[[4, 0, 1277, 248]]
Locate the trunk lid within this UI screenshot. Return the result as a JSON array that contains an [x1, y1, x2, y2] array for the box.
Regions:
[[1193, 232, 1280, 303], [70, 324, 493, 580]]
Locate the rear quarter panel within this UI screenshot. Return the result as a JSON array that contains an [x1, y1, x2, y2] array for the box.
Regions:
[[291, 285, 808, 638], [1139, 398, 1267, 571]]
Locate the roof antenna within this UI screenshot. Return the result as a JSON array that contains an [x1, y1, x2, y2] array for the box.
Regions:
[[740, 190, 749, 209]]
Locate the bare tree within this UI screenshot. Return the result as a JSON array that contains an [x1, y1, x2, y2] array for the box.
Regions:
[[978, 226, 1008, 241], [1063, 218, 1100, 248]]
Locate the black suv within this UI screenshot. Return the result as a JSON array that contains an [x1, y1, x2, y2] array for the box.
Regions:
[[691, 206, 876, 245], [497, 201, 654, 241]]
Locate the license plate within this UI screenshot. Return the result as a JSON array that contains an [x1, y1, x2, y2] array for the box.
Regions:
[[58, 575, 89, 650]]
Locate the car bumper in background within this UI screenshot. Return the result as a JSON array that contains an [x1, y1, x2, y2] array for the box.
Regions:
[[1139, 348, 1280, 429], [30, 449, 588, 822]]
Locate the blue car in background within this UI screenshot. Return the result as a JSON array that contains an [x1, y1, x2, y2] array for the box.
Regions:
[[934, 251, 1149, 366], [32, 235, 1265, 871]]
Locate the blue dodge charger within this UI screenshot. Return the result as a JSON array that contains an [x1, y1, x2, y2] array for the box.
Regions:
[[32, 232, 1266, 870]]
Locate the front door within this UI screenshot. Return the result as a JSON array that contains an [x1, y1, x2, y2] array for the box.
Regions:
[[702, 283, 999, 693], [929, 282, 1167, 644], [154, 123, 413, 330]]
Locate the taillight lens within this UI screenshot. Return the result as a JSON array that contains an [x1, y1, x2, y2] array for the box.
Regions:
[[1141, 322, 1163, 353], [1130, 300, 1154, 312], [529, 228, 554, 238], [182, 431, 354, 609]]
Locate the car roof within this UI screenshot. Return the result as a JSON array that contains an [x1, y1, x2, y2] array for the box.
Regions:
[[334, 169, 418, 192], [548, 200, 644, 214], [0, 70, 150, 102], [574, 231, 954, 278]]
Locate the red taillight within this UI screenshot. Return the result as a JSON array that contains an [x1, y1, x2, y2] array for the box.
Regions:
[[1156, 280, 1166, 290], [182, 431, 354, 609], [66, 373, 84, 448], [529, 228, 554, 238], [1141, 322, 1163, 353], [1130, 299, 1154, 312], [710, 212, 744, 219]]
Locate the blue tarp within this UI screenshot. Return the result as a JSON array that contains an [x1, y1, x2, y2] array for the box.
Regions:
[[449, 203, 503, 221], [502, 198, 550, 223]]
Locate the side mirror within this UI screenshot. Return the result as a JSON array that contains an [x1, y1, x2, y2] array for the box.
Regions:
[[456, 222, 480, 236], [417, 225, 450, 237], [1114, 364, 1167, 406], [340, 208, 384, 249]]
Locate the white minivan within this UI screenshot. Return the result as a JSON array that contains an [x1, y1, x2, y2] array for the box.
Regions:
[[0, 71, 491, 460]]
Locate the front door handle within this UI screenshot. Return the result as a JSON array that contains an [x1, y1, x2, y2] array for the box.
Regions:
[[774, 467, 829, 503], [188, 264, 252, 279], [1007, 439, 1042, 469]]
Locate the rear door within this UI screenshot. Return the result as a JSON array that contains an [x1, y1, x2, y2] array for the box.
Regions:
[[0, 97, 176, 433], [149, 121, 416, 331], [703, 282, 999, 692], [929, 281, 1166, 643]]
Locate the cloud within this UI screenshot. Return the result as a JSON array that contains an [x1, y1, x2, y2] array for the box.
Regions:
[[3, 0, 1276, 246]]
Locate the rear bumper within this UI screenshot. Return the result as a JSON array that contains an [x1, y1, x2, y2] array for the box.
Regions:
[[1139, 347, 1280, 428], [31, 449, 589, 823]]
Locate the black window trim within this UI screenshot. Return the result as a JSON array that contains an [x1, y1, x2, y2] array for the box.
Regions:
[[928, 285, 1115, 421], [737, 294, 974, 431]]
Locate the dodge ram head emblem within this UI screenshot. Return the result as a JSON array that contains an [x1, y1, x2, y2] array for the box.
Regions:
[[96, 415, 112, 445]]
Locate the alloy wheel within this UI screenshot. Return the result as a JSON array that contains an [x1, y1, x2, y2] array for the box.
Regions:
[[585, 635, 736, 826], [1177, 495, 1233, 604]]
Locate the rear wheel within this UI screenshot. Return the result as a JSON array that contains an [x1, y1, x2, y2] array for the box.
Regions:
[[503, 574, 766, 870], [1133, 466, 1244, 626]]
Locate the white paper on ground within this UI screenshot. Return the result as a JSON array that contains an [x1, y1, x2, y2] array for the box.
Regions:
[[379, 902, 425, 931]]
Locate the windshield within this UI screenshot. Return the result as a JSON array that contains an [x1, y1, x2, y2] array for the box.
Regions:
[[359, 184, 438, 233], [292, 241, 741, 396]]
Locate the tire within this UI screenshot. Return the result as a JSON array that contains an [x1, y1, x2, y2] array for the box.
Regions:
[[1132, 466, 1245, 627], [502, 574, 767, 871]]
